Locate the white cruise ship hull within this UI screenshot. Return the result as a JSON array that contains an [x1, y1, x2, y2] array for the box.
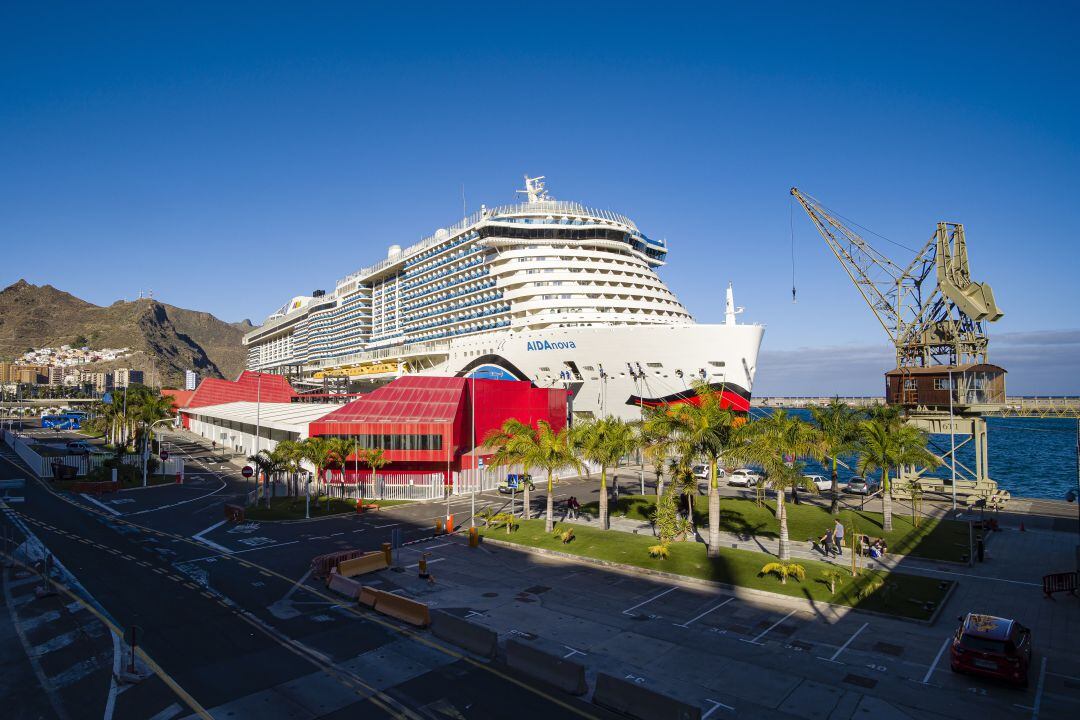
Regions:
[[421, 322, 764, 419]]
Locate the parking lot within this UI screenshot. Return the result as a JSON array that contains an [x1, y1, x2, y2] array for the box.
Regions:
[[352, 531, 1080, 719]]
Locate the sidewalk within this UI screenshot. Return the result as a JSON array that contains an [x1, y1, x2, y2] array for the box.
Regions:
[[554, 510, 977, 578]]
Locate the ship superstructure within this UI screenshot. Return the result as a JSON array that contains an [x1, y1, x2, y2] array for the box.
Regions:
[[244, 176, 764, 419]]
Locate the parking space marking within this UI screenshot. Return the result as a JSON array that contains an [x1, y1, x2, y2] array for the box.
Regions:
[[1031, 657, 1047, 719], [741, 609, 797, 645], [673, 597, 733, 628], [562, 646, 586, 659], [703, 699, 735, 717], [622, 586, 676, 615], [921, 636, 951, 684], [820, 621, 869, 663]]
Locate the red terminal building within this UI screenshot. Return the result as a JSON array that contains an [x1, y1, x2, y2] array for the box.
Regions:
[[173, 372, 567, 482], [308, 376, 567, 479]]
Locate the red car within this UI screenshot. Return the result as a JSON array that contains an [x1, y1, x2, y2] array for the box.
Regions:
[[950, 613, 1032, 687]]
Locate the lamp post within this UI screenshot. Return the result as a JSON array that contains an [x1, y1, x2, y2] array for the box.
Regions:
[[949, 369, 957, 512]]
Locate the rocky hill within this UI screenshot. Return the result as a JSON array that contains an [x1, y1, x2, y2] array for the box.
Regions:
[[0, 280, 250, 385]]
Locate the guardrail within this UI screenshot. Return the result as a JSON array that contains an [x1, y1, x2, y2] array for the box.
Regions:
[[0, 429, 183, 479]]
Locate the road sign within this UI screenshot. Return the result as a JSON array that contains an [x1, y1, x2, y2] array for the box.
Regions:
[[506, 474, 519, 489], [478, 457, 485, 469], [241, 465, 254, 478], [159, 450, 169, 461]]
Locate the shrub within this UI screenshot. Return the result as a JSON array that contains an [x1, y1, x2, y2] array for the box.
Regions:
[[648, 543, 670, 559], [760, 562, 806, 585]]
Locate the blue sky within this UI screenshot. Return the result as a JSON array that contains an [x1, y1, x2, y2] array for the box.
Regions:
[[2, 2, 1077, 394]]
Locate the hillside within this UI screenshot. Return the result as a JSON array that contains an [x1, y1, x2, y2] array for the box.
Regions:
[[0, 280, 249, 385]]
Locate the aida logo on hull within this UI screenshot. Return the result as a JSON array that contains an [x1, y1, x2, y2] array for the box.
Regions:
[[526, 340, 577, 351]]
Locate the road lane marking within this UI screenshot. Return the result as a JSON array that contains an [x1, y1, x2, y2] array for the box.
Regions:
[[703, 699, 735, 717], [622, 586, 677, 615], [822, 622, 869, 662], [921, 637, 952, 684], [79, 493, 122, 515], [742, 609, 798, 645], [405, 557, 446, 570], [191, 520, 232, 554], [1031, 657, 1047, 719], [673, 597, 733, 628]]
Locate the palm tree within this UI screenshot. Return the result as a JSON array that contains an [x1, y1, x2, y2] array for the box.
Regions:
[[362, 447, 389, 502], [299, 437, 337, 508], [809, 399, 861, 515], [247, 449, 284, 508], [662, 381, 739, 558], [324, 437, 354, 500], [743, 409, 823, 561], [518, 421, 582, 532], [667, 455, 697, 522], [482, 418, 536, 520], [857, 417, 898, 532], [572, 416, 638, 530], [274, 439, 304, 497]]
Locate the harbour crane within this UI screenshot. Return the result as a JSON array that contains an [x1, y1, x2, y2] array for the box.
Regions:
[[789, 188, 1003, 369], [790, 187, 1009, 507]]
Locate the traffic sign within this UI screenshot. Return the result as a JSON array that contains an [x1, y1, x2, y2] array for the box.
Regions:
[[506, 474, 519, 489], [241, 465, 254, 478], [159, 450, 169, 461]]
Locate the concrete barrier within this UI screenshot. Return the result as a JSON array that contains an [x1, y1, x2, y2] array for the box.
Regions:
[[325, 569, 362, 600], [430, 610, 497, 659], [310, 549, 367, 579], [505, 639, 587, 696], [371, 591, 430, 627], [592, 672, 701, 720], [358, 585, 380, 608], [337, 551, 388, 578]]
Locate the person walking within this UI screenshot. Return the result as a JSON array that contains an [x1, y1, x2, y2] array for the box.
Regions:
[[818, 527, 835, 558], [833, 519, 845, 557]]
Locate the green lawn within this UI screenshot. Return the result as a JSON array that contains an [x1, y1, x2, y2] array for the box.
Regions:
[[482, 519, 951, 621], [244, 495, 413, 521], [580, 494, 970, 563]]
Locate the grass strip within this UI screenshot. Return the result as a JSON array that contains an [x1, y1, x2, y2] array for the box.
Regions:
[[580, 494, 969, 563], [481, 518, 952, 621], [244, 495, 413, 521]]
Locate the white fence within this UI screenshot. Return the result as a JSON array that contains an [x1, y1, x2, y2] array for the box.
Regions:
[[0, 429, 184, 479]]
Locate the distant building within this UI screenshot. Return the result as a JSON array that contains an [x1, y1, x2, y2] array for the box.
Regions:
[[184, 370, 198, 391], [48, 367, 64, 386], [80, 371, 113, 394], [114, 368, 144, 388]]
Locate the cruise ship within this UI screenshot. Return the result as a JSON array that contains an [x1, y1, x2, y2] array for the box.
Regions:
[[243, 177, 764, 420]]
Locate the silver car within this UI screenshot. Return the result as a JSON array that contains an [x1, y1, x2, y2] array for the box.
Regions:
[[727, 468, 761, 487]]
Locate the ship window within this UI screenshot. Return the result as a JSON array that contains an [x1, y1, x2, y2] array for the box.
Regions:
[[582, 365, 595, 371], [646, 362, 663, 368], [539, 367, 550, 372], [708, 361, 726, 367]]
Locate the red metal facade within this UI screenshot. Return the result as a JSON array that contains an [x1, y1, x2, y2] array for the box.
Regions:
[[308, 375, 567, 473]]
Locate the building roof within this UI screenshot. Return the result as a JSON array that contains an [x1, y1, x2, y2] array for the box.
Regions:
[[315, 376, 468, 425], [185, 401, 342, 432], [161, 389, 195, 411], [884, 363, 1006, 376], [185, 371, 297, 409]]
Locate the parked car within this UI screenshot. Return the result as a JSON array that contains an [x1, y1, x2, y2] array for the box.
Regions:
[[803, 474, 842, 492], [727, 468, 761, 487], [950, 613, 1032, 687], [845, 476, 881, 495], [497, 473, 534, 494], [692, 464, 725, 480], [65, 440, 106, 455]]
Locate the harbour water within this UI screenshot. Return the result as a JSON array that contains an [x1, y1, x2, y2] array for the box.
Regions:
[[777, 410, 1078, 501]]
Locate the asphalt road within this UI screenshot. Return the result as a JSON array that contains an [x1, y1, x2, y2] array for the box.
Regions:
[[0, 427, 621, 720]]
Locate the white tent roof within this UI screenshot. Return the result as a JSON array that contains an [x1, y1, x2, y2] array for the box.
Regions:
[[186, 402, 343, 433]]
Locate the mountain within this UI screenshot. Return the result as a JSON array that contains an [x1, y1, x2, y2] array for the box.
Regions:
[[0, 280, 248, 385]]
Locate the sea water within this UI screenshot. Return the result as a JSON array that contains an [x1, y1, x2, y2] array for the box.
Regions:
[[774, 411, 1078, 501]]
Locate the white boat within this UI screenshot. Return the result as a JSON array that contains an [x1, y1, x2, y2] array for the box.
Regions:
[[243, 176, 764, 420]]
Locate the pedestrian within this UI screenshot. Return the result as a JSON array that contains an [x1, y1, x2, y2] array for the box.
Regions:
[[833, 519, 845, 557], [818, 527, 835, 557]]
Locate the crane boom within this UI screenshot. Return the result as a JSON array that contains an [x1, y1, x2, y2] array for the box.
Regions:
[[790, 188, 1002, 368]]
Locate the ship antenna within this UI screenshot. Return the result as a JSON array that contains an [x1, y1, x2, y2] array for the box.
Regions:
[[516, 175, 552, 203]]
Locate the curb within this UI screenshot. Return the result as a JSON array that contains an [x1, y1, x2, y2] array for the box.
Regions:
[[481, 537, 949, 626]]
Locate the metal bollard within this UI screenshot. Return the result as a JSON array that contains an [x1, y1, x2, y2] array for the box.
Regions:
[[382, 542, 392, 566], [468, 526, 479, 548], [445, 514, 454, 534], [418, 552, 430, 579]]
